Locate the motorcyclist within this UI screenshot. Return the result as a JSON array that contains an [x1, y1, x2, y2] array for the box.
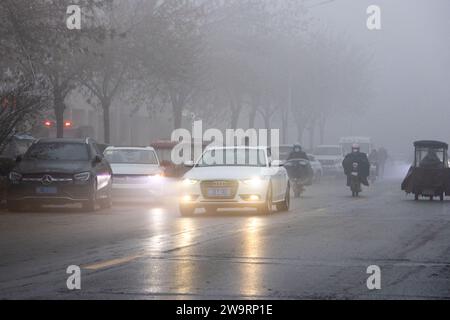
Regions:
[[287, 144, 308, 160], [377, 147, 388, 177], [368, 148, 379, 177], [285, 144, 312, 196], [342, 144, 370, 186]]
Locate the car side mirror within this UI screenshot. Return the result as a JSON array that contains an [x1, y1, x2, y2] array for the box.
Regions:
[[15, 155, 23, 163], [184, 160, 194, 167], [93, 155, 103, 164], [271, 160, 283, 167]]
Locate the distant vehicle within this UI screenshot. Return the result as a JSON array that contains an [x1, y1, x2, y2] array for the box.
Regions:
[[339, 136, 372, 156], [150, 140, 211, 177], [179, 146, 290, 216], [7, 138, 112, 212], [401, 140, 450, 201], [283, 158, 313, 197], [307, 154, 323, 182], [313, 145, 343, 175], [104, 146, 165, 199]]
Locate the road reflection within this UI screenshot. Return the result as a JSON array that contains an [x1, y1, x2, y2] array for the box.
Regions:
[[172, 217, 195, 294], [240, 217, 264, 296]]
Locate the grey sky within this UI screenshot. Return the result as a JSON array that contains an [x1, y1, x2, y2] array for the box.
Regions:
[[309, 0, 450, 156]]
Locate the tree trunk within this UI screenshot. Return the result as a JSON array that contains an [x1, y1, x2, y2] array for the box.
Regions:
[[248, 106, 257, 128], [318, 115, 326, 145], [281, 109, 288, 144], [248, 94, 259, 128], [264, 114, 271, 130], [308, 124, 315, 151], [102, 100, 111, 144], [230, 109, 239, 129], [296, 123, 304, 145], [173, 104, 182, 129], [54, 88, 64, 138]]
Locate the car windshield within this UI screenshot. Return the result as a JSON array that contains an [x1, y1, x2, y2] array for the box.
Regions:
[[196, 148, 267, 167], [415, 147, 446, 168], [314, 147, 341, 156], [24, 143, 89, 161], [104, 149, 159, 164]]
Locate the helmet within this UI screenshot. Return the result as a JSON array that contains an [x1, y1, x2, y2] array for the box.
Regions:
[[351, 143, 360, 152]]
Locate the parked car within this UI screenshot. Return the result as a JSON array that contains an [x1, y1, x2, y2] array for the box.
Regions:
[[307, 154, 323, 183], [7, 138, 112, 212], [0, 157, 16, 205], [104, 146, 165, 199], [314, 145, 344, 175], [179, 146, 290, 216]]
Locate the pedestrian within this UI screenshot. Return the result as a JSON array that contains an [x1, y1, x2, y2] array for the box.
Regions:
[[378, 147, 388, 177]]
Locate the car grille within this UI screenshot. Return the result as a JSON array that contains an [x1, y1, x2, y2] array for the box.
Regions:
[[113, 174, 150, 184], [200, 180, 238, 199], [319, 160, 337, 166], [21, 173, 73, 183]]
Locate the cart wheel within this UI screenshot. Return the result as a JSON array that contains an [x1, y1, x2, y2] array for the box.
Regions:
[[414, 193, 419, 201]]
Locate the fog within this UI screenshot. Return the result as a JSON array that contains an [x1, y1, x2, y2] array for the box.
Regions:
[[1, 0, 449, 160], [310, 0, 450, 157]]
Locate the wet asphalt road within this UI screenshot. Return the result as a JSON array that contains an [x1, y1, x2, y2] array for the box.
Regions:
[[0, 173, 450, 299]]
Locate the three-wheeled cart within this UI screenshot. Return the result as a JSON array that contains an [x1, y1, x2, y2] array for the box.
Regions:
[[401, 140, 450, 201]]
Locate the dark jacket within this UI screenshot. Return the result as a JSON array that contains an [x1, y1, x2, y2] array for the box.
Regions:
[[288, 150, 308, 160], [342, 151, 370, 178]]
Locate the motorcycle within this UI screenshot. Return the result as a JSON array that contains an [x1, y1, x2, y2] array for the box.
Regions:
[[350, 162, 362, 197], [283, 158, 314, 198]]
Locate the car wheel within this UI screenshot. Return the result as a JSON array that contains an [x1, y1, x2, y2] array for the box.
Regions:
[[258, 184, 272, 215], [7, 200, 23, 212], [276, 183, 290, 212], [82, 180, 98, 212], [99, 183, 113, 209], [179, 204, 195, 216]]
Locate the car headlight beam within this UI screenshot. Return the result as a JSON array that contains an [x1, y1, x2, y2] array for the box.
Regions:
[[242, 177, 263, 187], [182, 178, 199, 185]]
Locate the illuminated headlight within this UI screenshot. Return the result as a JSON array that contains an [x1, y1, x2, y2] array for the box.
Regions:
[[9, 171, 22, 182], [74, 172, 91, 181], [182, 178, 199, 186], [242, 177, 263, 187], [181, 194, 198, 202], [149, 172, 164, 181]]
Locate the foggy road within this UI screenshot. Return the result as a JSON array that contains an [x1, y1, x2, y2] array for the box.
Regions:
[[1, 176, 450, 300]]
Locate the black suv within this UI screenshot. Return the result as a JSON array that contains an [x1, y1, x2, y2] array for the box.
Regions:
[[7, 138, 112, 212]]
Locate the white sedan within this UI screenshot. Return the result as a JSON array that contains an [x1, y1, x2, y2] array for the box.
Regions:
[[179, 146, 290, 216], [104, 146, 165, 199]]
